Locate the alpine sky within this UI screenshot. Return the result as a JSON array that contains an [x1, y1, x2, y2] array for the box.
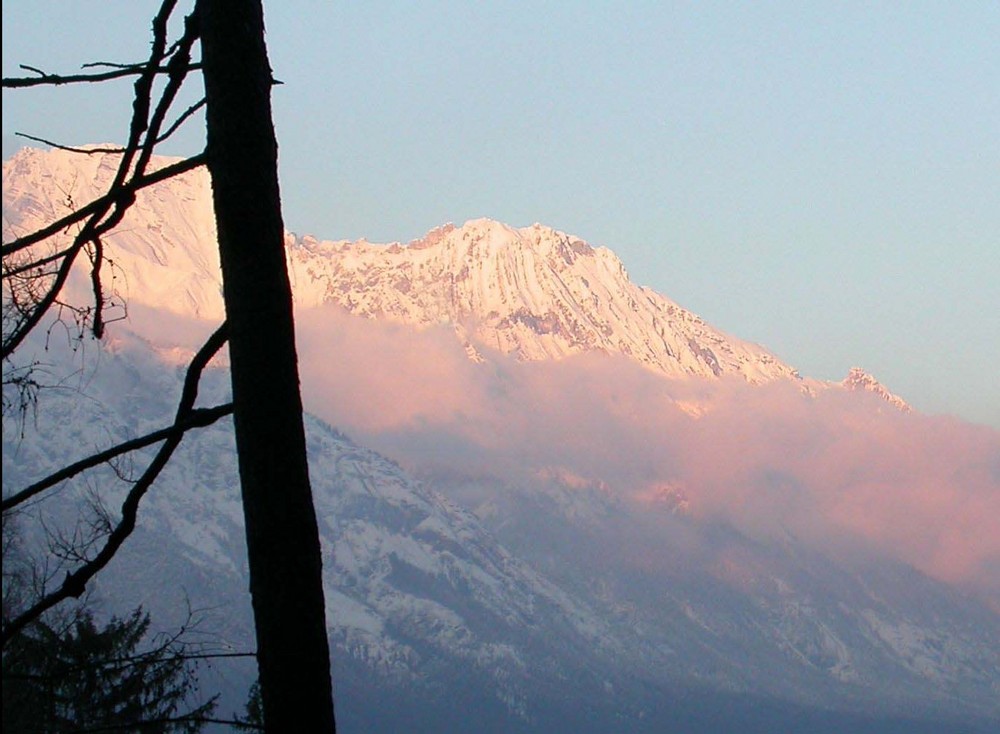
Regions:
[[2, 1, 998, 426]]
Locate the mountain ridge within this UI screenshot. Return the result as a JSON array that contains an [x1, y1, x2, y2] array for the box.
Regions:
[[2, 146, 912, 408], [283, 217, 801, 384]]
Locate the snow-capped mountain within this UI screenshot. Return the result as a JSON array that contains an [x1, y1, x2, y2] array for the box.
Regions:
[[2, 146, 222, 320], [5, 145, 996, 731], [3, 146, 912, 407], [5, 146, 796, 384], [283, 220, 799, 384]]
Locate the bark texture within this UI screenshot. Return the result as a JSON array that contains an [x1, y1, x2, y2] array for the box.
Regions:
[[199, 1, 336, 730]]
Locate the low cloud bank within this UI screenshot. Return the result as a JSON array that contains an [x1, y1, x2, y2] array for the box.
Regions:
[[119, 305, 999, 599], [294, 307, 1000, 599]]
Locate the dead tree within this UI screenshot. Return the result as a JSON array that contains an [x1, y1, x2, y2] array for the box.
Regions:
[[200, 0, 335, 729]]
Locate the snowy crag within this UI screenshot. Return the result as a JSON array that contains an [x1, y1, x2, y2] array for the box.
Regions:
[[5, 146, 880, 394], [4, 147, 997, 733], [283, 219, 800, 385]]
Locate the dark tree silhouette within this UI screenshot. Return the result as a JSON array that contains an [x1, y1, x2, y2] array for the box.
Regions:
[[200, 0, 335, 729], [2, 1, 336, 729], [2, 607, 217, 733]]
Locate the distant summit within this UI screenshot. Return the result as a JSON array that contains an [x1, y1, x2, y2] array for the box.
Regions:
[[284, 217, 800, 383], [8, 145, 917, 402], [842, 367, 911, 412]]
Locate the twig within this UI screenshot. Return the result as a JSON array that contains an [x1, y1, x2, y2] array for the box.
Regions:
[[12, 134, 131, 155]]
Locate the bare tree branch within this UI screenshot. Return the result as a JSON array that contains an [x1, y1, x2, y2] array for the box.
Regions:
[[2, 62, 202, 89], [12, 101, 213, 157], [131, 9, 201, 178], [2, 402, 233, 513], [87, 235, 107, 338], [2, 221, 93, 360], [1, 324, 228, 646], [1, 151, 206, 358], [158, 97, 207, 144], [2, 153, 207, 259], [11, 135, 136, 156], [1, 2, 204, 363], [3, 245, 76, 277]]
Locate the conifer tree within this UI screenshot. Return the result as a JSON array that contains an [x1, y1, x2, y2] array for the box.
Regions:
[[2, 607, 216, 733]]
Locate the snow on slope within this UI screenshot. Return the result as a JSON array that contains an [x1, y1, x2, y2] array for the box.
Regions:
[[842, 367, 912, 412], [5, 147, 795, 384], [2, 146, 224, 320], [0, 328, 620, 728], [284, 220, 800, 383], [3, 331, 995, 730]]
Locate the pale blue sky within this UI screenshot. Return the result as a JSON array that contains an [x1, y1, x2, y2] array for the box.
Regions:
[[3, 1, 998, 426]]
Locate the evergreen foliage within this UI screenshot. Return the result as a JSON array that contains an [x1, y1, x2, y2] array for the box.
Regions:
[[2, 606, 216, 733]]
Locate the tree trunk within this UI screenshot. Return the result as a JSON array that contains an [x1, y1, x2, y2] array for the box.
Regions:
[[199, 1, 336, 730]]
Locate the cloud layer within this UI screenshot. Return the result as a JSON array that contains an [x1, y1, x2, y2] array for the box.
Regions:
[[115, 305, 999, 600], [293, 306, 1000, 599]]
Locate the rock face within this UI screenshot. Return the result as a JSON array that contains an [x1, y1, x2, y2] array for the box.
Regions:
[[284, 219, 799, 383]]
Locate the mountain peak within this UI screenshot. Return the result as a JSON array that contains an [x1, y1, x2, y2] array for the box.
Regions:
[[414, 218, 601, 266], [5, 145, 798, 385], [282, 220, 800, 383], [842, 367, 911, 412], [460, 216, 519, 236]]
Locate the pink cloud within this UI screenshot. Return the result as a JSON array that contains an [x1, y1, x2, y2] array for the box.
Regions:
[[288, 309, 1000, 601], [128, 305, 998, 600]]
